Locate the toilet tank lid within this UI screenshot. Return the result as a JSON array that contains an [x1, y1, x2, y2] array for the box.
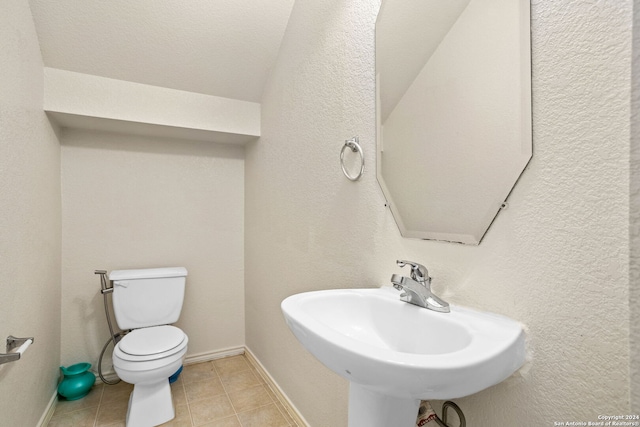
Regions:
[[109, 267, 188, 281]]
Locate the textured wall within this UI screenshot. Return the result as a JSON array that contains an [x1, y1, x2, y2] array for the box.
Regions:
[[61, 129, 245, 368], [0, 0, 62, 425], [631, 0, 639, 413], [246, 0, 632, 425]]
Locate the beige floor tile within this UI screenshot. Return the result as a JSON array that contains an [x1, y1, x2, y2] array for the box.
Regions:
[[160, 404, 192, 427], [219, 369, 261, 393], [53, 383, 103, 416], [95, 395, 129, 426], [171, 381, 188, 406], [189, 394, 235, 426], [213, 355, 250, 376], [182, 362, 217, 383], [199, 415, 242, 427], [100, 381, 133, 404], [227, 384, 273, 413], [48, 407, 99, 427], [246, 362, 266, 385], [252, 371, 267, 385], [263, 385, 277, 402], [236, 404, 289, 427], [185, 376, 226, 402]]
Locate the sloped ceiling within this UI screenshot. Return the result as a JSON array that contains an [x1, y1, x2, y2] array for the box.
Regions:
[[29, 0, 295, 102]]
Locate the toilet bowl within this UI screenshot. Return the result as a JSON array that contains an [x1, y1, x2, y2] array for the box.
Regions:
[[113, 326, 188, 427], [109, 267, 189, 427]]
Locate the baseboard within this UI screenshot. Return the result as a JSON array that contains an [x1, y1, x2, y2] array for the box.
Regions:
[[36, 390, 58, 427], [184, 346, 245, 365], [244, 347, 310, 427]]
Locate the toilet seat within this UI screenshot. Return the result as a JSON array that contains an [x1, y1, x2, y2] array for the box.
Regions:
[[115, 325, 187, 362]]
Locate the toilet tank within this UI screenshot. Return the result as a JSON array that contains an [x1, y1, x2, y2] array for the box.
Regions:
[[109, 267, 188, 330]]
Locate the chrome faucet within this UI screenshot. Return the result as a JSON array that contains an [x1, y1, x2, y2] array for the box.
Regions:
[[391, 260, 450, 313]]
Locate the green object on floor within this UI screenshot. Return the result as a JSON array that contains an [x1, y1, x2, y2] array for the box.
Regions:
[[58, 362, 96, 400]]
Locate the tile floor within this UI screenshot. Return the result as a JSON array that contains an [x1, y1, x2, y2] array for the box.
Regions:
[[47, 354, 301, 427]]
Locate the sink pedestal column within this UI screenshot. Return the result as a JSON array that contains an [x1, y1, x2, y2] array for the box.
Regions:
[[348, 383, 420, 427]]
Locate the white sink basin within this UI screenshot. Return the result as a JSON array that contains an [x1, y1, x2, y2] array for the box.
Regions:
[[281, 287, 526, 427]]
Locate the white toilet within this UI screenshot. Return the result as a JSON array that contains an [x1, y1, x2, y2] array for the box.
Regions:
[[109, 267, 189, 427]]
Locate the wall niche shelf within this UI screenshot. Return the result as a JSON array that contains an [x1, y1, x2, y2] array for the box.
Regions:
[[44, 68, 261, 144]]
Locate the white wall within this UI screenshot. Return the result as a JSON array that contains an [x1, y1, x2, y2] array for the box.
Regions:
[[60, 129, 245, 368], [0, 1, 62, 425], [630, 0, 640, 413], [246, 0, 632, 425]]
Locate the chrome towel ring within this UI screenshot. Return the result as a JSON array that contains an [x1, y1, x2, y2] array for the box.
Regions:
[[340, 136, 364, 181]]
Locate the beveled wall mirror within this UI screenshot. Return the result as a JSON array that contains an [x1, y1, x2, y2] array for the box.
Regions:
[[375, 0, 532, 244]]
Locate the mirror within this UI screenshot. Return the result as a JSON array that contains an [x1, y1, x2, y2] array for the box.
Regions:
[[375, 0, 532, 244]]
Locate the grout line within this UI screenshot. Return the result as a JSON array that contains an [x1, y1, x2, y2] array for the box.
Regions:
[[92, 383, 103, 427], [213, 355, 291, 427], [176, 379, 194, 427], [212, 360, 235, 413], [234, 400, 279, 414]]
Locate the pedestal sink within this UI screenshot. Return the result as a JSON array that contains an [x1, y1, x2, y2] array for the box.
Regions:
[[281, 287, 526, 427]]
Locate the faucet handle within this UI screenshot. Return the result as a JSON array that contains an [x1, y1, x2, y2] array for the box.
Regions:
[[396, 260, 430, 283]]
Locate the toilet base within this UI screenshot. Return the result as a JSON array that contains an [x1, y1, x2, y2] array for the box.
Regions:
[[126, 378, 174, 427]]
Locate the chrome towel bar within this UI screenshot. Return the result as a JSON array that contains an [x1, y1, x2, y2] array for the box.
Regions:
[[0, 336, 34, 366]]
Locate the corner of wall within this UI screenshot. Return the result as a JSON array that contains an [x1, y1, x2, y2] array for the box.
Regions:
[[0, 1, 62, 426]]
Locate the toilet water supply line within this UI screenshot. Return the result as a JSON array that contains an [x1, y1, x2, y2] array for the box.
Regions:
[[416, 401, 466, 427], [94, 270, 124, 385]]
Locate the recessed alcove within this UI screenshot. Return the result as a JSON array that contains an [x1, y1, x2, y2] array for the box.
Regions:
[[44, 67, 261, 144]]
